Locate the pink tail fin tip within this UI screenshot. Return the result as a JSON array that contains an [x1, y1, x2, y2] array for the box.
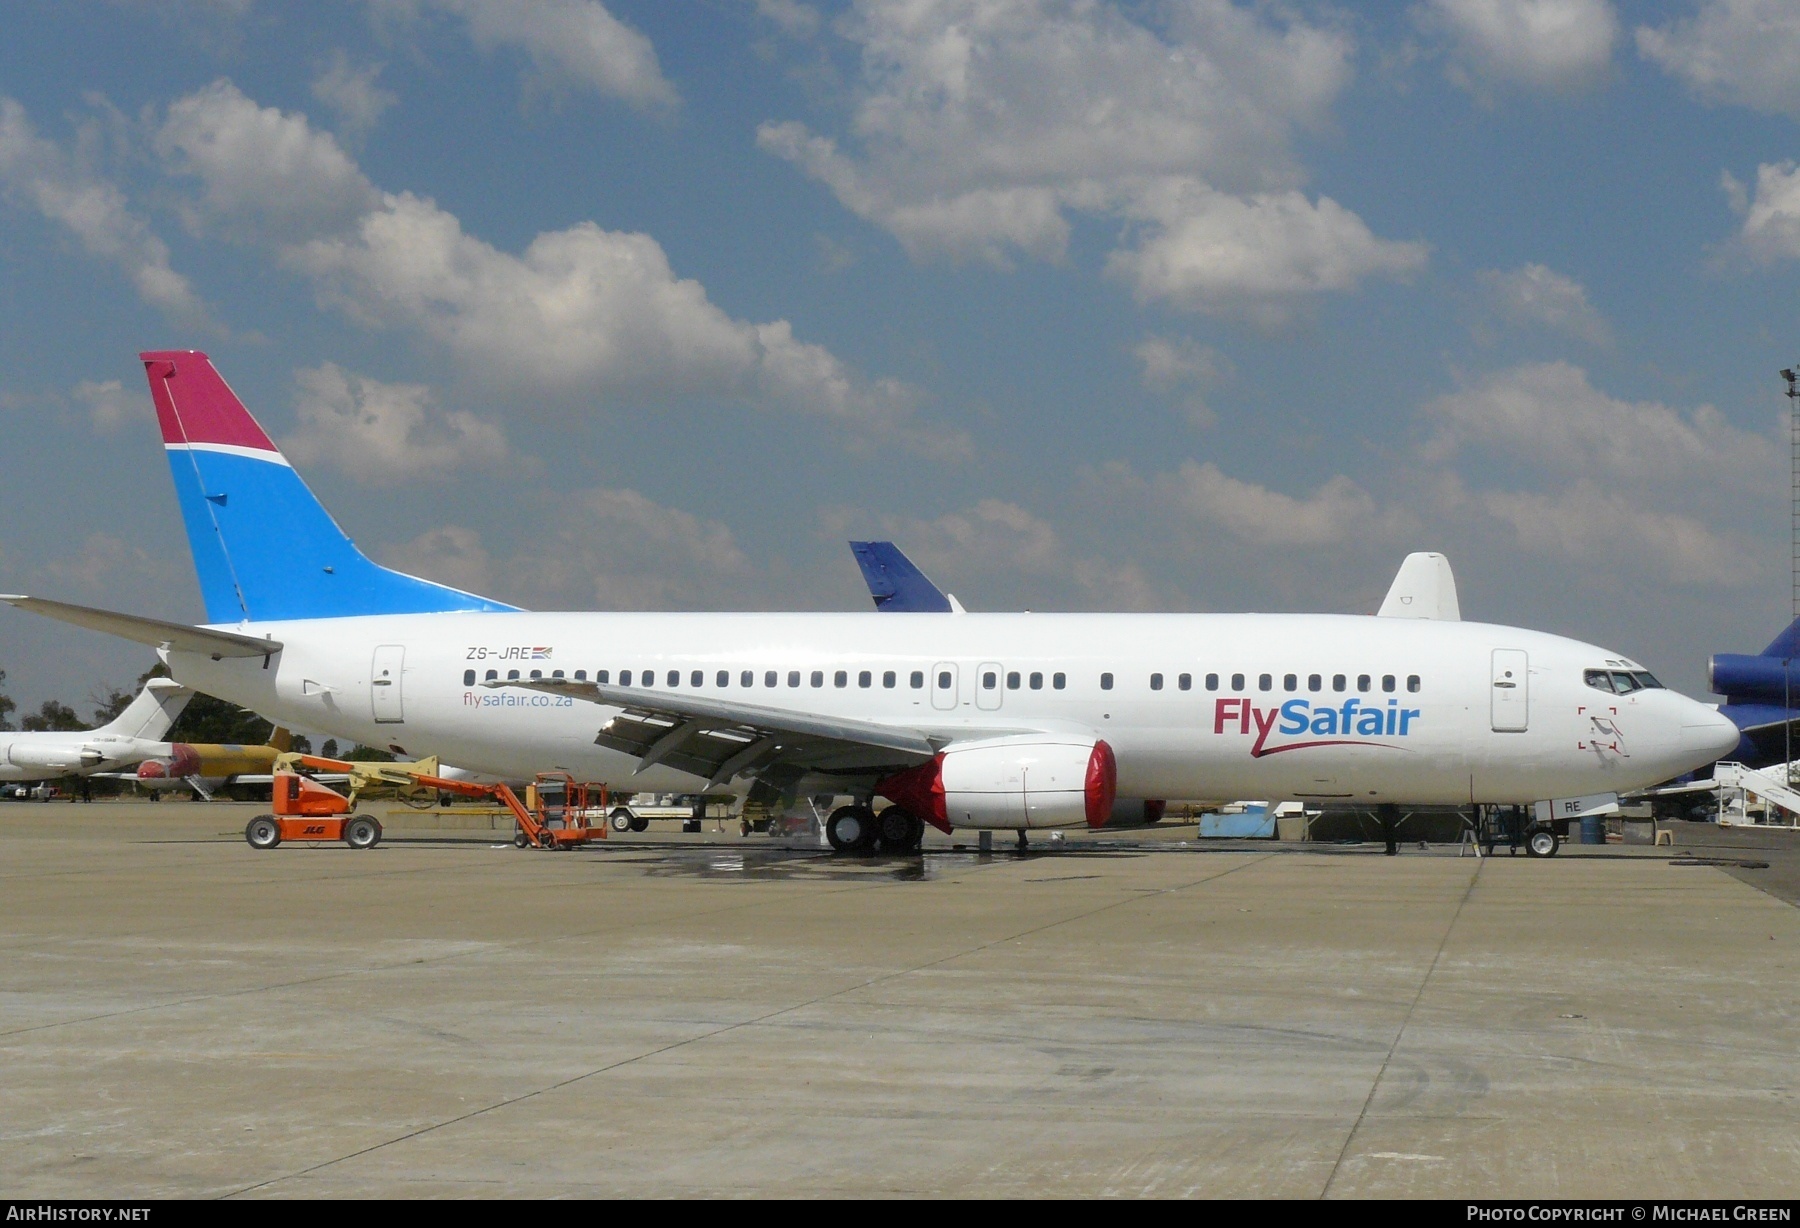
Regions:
[[140, 350, 279, 452]]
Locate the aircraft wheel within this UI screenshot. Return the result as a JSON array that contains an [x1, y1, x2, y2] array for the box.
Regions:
[[344, 816, 382, 849], [877, 806, 923, 854], [609, 808, 634, 833], [245, 815, 281, 850], [1525, 825, 1560, 858], [826, 806, 872, 854]]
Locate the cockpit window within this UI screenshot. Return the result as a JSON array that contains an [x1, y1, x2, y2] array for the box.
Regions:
[[1609, 671, 1642, 694], [1583, 669, 1616, 693], [1631, 671, 1663, 690]]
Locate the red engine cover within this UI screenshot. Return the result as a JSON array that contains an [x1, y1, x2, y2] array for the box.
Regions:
[[1084, 740, 1117, 829], [875, 754, 950, 833]]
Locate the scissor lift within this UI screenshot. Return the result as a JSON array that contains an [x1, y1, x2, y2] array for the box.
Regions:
[[243, 756, 608, 850]]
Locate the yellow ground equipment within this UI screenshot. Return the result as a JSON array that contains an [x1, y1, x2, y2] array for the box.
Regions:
[[244, 755, 608, 851]]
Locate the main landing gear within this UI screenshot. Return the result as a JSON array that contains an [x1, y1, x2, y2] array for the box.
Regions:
[[826, 804, 924, 855]]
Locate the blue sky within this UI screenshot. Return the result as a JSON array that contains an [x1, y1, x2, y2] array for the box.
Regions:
[[3, 0, 1800, 714]]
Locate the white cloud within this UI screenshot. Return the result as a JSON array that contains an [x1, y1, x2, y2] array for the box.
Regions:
[[388, 489, 753, 610], [0, 98, 206, 321], [1159, 460, 1387, 547], [156, 80, 378, 242], [758, 0, 1414, 314], [1637, 0, 1800, 118], [843, 497, 1156, 609], [1482, 483, 1757, 586], [153, 82, 943, 450], [311, 50, 397, 141], [1134, 335, 1225, 427], [392, 0, 678, 108], [1722, 161, 1800, 262], [73, 379, 134, 434], [281, 363, 507, 483], [753, 0, 823, 40], [1108, 181, 1428, 324], [1422, 360, 1778, 482], [1476, 263, 1610, 344], [1420, 0, 1619, 94]]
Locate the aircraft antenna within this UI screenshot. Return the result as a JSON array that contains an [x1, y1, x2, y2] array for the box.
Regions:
[[1787, 368, 1800, 619]]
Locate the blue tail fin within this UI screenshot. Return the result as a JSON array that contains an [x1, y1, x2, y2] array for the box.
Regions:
[[849, 541, 952, 613], [1765, 616, 1800, 659], [142, 350, 518, 623]]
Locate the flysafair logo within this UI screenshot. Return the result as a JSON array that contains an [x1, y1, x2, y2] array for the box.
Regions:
[[465, 646, 553, 661], [1214, 697, 1420, 758]]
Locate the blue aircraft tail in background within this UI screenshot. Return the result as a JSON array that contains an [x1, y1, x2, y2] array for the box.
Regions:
[[1709, 615, 1800, 766], [849, 541, 953, 613]]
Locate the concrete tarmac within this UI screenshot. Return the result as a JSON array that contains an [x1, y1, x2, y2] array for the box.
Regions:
[[2, 801, 1796, 1199]]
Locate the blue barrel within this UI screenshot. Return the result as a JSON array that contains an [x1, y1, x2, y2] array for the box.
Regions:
[[1578, 814, 1606, 845]]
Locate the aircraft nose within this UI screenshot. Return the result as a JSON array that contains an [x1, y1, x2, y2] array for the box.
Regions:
[[1679, 705, 1741, 765]]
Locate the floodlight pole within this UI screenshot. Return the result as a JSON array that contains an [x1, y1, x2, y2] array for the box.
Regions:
[[1785, 367, 1800, 778]]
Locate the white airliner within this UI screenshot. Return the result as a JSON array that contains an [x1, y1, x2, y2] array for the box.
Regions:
[[1, 351, 1740, 851], [0, 678, 190, 784]]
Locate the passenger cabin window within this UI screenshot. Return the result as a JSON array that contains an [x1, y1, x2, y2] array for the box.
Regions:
[[507, 669, 520, 680], [1100, 673, 1114, 690], [1258, 674, 1272, 691], [1149, 673, 1163, 691], [717, 670, 729, 687], [1283, 674, 1297, 692], [883, 671, 897, 688], [1407, 675, 1421, 693], [575, 670, 587, 681], [552, 669, 564, 679], [620, 670, 633, 685], [691, 670, 703, 687], [982, 671, 997, 690], [1382, 674, 1396, 693], [811, 670, 825, 688], [596, 670, 608, 684], [859, 670, 872, 688], [1205, 673, 1219, 691], [834, 670, 848, 688], [741, 670, 754, 687], [911, 671, 925, 689], [765, 671, 777, 687], [464, 669, 476, 686], [1332, 674, 1345, 692], [1007, 671, 1021, 690], [1357, 674, 1370, 692], [530, 669, 542, 680], [1307, 674, 1321, 692], [485, 669, 497, 681], [1179, 673, 1192, 691], [667, 670, 679, 687], [1233, 673, 1246, 690], [937, 670, 953, 690], [1029, 671, 1043, 690], [788, 671, 801, 687], [1053, 672, 1066, 690]]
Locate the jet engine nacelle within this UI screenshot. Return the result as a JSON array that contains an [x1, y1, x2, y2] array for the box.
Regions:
[[4, 742, 98, 772], [1710, 653, 1800, 702], [878, 736, 1117, 831]]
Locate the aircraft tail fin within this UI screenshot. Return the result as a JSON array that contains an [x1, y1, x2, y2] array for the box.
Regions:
[[849, 541, 953, 613], [100, 678, 191, 741], [1763, 616, 1800, 659], [1377, 552, 1461, 621], [141, 351, 519, 624]]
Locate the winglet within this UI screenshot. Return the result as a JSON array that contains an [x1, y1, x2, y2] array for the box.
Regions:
[[1377, 552, 1461, 621]]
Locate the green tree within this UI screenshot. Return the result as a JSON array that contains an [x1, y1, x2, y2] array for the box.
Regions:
[[0, 669, 15, 732], [166, 693, 273, 745], [89, 685, 136, 726], [22, 700, 83, 731]]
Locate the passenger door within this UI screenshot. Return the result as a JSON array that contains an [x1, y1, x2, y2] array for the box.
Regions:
[[975, 662, 1004, 711], [1491, 649, 1528, 733], [371, 645, 406, 724], [931, 661, 959, 711]]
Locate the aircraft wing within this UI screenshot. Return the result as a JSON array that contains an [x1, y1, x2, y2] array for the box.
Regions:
[[489, 678, 1015, 785], [0, 595, 282, 659]]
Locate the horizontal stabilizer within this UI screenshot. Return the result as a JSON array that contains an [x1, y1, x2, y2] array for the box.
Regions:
[[0, 595, 282, 658], [1377, 552, 1461, 621]]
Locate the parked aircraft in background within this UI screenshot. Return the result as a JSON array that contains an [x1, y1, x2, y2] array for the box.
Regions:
[[129, 728, 292, 799], [0, 679, 190, 784], [1, 350, 1741, 855], [850, 541, 956, 613], [1708, 616, 1800, 768]]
